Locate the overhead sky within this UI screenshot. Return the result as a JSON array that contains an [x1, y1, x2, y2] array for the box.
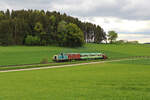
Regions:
[[0, 0, 150, 43]]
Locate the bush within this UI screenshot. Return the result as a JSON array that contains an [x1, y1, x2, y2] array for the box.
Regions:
[[41, 40, 47, 46], [25, 35, 40, 45], [32, 36, 40, 45], [25, 35, 32, 45], [40, 58, 49, 64]]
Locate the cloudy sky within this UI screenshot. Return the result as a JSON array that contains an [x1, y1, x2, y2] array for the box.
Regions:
[[0, 0, 150, 43]]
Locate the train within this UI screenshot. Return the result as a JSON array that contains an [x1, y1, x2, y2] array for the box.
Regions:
[[53, 53, 107, 62]]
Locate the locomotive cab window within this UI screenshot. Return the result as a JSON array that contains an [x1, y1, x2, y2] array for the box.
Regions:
[[54, 56, 57, 59]]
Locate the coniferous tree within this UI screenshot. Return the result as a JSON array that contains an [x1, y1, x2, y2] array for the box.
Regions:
[[0, 9, 106, 47]]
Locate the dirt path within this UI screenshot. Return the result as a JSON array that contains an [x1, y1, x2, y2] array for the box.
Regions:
[[0, 57, 148, 73]]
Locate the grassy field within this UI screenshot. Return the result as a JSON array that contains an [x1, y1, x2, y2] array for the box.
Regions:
[[0, 44, 150, 99], [0, 43, 150, 66], [0, 58, 150, 100]]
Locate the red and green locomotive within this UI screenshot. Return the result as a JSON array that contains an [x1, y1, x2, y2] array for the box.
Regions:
[[53, 53, 107, 62]]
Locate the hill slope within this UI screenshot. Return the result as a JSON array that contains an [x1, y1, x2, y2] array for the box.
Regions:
[[0, 43, 150, 66]]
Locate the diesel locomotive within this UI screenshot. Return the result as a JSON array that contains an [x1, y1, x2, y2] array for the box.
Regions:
[[53, 53, 107, 62]]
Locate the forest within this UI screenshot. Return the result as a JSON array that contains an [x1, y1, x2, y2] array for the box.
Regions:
[[0, 9, 106, 47]]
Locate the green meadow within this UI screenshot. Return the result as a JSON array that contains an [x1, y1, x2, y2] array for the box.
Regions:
[[0, 43, 150, 66], [0, 58, 150, 100], [0, 44, 150, 99]]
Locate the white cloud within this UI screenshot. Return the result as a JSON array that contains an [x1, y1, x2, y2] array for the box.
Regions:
[[78, 16, 150, 33], [0, 0, 150, 20], [0, 2, 12, 10], [49, 0, 150, 20]]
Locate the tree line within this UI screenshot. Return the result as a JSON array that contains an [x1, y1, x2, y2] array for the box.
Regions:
[[0, 9, 106, 47]]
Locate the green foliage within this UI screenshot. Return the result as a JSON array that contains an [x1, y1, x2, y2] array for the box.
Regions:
[[57, 20, 67, 33], [107, 31, 118, 43], [25, 35, 32, 45], [25, 35, 40, 45], [65, 23, 85, 47], [0, 9, 106, 47], [50, 15, 56, 24], [116, 40, 139, 44], [116, 40, 127, 44], [40, 58, 49, 64], [57, 21, 84, 47], [94, 26, 106, 43], [0, 11, 4, 17], [34, 22, 43, 33], [0, 18, 30, 45], [41, 40, 47, 46], [0, 20, 13, 45], [127, 41, 139, 44]]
